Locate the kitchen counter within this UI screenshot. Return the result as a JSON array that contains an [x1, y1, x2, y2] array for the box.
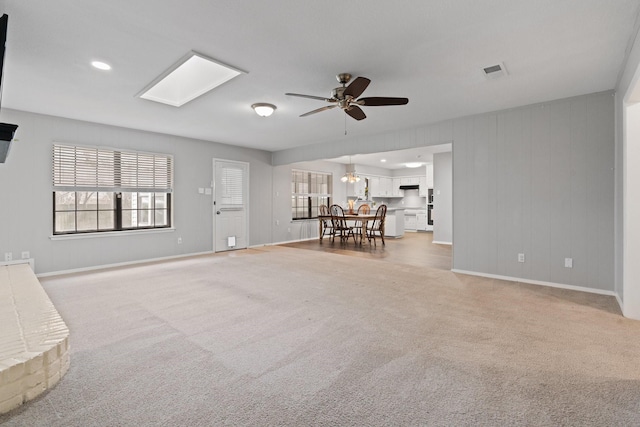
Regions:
[[384, 209, 404, 237]]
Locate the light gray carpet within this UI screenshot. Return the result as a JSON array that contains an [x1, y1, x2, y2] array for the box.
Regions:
[[2, 246, 640, 426]]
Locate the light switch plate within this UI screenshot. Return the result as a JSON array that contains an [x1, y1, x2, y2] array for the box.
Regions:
[[565, 258, 573, 268]]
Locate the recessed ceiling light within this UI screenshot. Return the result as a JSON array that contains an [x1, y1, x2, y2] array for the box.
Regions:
[[406, 162, 423, 168], [380, 159, 387, 163], [91, 61, 111, 71], [137, 51, 246, 107]]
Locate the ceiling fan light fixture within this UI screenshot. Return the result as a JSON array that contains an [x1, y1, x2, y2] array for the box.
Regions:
[[252, 103, 276, 117]]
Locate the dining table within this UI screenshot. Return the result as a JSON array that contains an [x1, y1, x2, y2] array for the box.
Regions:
[[318, 212, 377, 244]]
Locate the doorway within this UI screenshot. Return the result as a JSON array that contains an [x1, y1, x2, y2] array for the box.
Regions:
[[213, 159, 249, 252]]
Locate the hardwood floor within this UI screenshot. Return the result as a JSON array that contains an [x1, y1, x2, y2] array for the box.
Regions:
[[280, 231, 452, 271]]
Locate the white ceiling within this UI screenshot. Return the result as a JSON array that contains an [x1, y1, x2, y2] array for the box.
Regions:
[[327, 144, 452, 170], [2, 0, 639, 153]]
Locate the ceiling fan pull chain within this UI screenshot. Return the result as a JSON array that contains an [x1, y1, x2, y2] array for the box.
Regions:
[[344, 111, 347, 135]]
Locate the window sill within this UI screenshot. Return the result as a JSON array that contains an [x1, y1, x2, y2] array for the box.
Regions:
[[49, 228, 175, 241]]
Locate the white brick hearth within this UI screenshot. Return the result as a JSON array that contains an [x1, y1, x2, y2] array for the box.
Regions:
[[0, 264, 70, 414]]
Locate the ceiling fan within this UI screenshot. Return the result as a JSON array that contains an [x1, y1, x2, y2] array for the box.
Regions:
[[285, 73, 408, 121]]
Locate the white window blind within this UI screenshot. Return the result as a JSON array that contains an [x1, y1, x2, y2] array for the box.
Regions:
[[53, 144, 173, 192], [220, 166, 243, 206]]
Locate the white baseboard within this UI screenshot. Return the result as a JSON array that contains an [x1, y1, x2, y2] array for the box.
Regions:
[[432, 240, 452, 245], [451, 268, 616, 297], [250, 237, 317, 248], [37, 251, 214, 278], [615, 292, 624, 313]]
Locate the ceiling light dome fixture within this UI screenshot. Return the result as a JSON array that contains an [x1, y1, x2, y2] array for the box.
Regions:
[[405, 162, 423, 168], [341, 158, 361, 183], [252, 103, 276, 117], [91, 61, 111, 71]]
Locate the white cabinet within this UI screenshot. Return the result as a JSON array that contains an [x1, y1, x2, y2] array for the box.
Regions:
[[419, 176, 427, 197], [416, 213, 427, 230], [426, 164, 434, 188], [379, 177, 392, 196], [370, 176, 380, 197], [384, 210, 405, 237], [392, 177, 403, 196], [400, 176, 419, 186], [404, 214, 417, 231]]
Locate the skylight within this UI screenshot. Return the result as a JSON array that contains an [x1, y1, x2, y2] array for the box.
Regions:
[[137, 51, 245, 107]]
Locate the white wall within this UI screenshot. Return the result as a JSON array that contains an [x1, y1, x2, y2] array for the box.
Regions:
[[623, 103, 640, 318], [433, 152, 452, 244], [615, 19, 640, 318], [0, 109, 273, 274]]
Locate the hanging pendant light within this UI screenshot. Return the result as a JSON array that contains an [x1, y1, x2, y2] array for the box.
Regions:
[[341, 157, 360, 183]]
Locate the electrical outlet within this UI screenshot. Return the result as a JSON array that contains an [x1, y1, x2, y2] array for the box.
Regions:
[[276, 220, 280, 226], [565, 258, 573, 268], [21, 251, 30, 259], [518, 253, 525, 263], [177, 237, 182, 244], [4, 252, 12, 262]]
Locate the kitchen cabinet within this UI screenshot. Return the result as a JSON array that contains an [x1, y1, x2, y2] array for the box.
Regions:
[[370, 176, 380, 197], [419, 176, 427, 197], [379, 177, 392, 196], [384, 210, 405, 237], [404, 214, 417, 231], [392, 177, 403, 196], [416, 213, 427, 230], [426, 164, 434, 188], [400, 176, 419, 186]]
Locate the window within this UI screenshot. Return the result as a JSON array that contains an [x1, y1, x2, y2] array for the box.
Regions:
[[52, 144, 173, 234], [291, 170, 332, 220]]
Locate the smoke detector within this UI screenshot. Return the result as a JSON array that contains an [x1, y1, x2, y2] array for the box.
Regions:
[[482, 62, 508, 80]]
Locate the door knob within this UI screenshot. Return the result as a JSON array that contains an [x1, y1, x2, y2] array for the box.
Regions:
[[216, 211, 221, 215]]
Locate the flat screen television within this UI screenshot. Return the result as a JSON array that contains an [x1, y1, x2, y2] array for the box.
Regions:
[[0, 13, 19, 163]]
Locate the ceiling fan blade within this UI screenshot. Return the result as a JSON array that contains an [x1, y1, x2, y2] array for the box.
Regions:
[[300, 105, 338, 117], [345, 105, 366, 121], [344, 77, 371, 99], [285, 93, 333, 102], [358, 97, 409, 106]]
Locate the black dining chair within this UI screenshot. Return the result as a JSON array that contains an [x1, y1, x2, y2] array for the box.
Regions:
[[330, 204, 356, 244], [318, 204, 333, 239], [367, 204, 387, 246]]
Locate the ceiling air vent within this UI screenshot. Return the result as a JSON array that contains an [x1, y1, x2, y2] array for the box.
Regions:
[[482, 62, 508, 80]]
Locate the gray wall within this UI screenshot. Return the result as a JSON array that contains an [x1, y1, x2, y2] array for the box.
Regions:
[[0, 109, 273, 274], [433, 152, 452, 244], [452, 92, 615, 291], [0, 89, 617, 295], [272, 91, 615, 293], [271, 160, 347, 244]]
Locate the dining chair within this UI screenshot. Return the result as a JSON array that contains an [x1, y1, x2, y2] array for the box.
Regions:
[[330, 204, 356, 243], [357, 204, 370, 214], [318, 204, 333, 239], [354, 204, 371, 241], [367, 204, 387, 246]]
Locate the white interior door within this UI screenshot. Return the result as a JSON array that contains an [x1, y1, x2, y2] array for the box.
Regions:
[[213, 159, 249, 252]]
